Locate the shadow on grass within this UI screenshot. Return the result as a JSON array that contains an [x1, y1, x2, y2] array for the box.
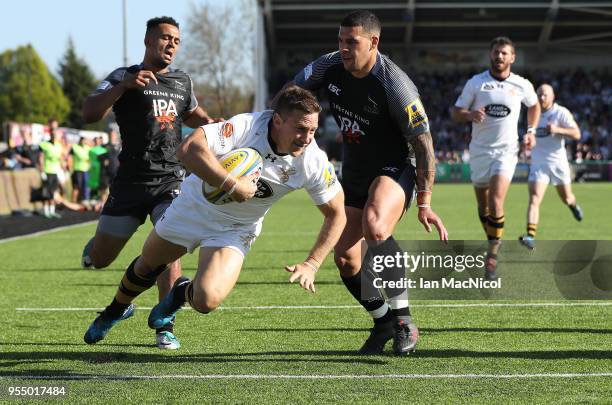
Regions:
[[0, 349, 388, 368], [1, 346, 610, 371], [239, 327, 612, 334]]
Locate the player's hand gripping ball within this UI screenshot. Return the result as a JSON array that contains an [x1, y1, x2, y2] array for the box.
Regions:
[[202, 148, 263, 205]]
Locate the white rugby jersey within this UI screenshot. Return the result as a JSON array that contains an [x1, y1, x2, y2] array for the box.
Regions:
[[180, 110, 342, 224], [455, 70, 538, 153], [531, 103, 578, 164]]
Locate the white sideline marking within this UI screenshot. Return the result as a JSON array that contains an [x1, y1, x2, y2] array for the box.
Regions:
[[0, 373, 611, 380], [15, 302, 612, 312], [0, 221, 96, 244]]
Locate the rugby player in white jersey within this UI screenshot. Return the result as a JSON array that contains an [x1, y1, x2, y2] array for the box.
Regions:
[[452, 36, 540, 280], [83, 86, 346, 346], [519, 84, 583, 250]]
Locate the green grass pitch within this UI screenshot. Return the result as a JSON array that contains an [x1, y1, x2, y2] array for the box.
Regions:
[[0, 183, 611, 403]]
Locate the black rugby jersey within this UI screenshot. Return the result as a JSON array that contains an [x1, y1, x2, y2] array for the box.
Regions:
[[94, 64, 198, 185], [294, 52, 429, 183]]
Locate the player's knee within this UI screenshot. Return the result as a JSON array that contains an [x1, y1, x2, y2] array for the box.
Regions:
[[90, 254, 112, 269], [334, 251, 359, 277], [190, 293, 221, 314], [363, 221, 391, 241]]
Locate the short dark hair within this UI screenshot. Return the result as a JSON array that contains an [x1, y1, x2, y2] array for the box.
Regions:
[[490, 36, 515, 52], [341, 10, 381, 35], [146, 16, 179, 34], [274, 86, 322, 117]]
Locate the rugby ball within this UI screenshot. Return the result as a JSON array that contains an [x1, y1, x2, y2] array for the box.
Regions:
[[202, 148, 263, 205]]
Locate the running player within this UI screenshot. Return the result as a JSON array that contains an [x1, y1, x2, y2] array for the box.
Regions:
[[81, 16, 216, 350], [519, 84, 583, 250], [291, 10, 448, 355], [83, 86, 345, 347], [452, 36, 540, 280]]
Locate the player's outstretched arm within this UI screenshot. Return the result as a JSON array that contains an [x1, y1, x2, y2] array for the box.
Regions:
[[409, 132, 449, 242], [285, 190, 346, 293], [184, 106, 218, 128], [177, 128, 256, 201]]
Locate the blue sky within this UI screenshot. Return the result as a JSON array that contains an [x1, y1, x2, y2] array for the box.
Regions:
[[3, 0, 216, 79]]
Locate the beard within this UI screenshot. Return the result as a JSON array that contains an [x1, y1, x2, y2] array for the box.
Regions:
[[490, 60, 508, 74]]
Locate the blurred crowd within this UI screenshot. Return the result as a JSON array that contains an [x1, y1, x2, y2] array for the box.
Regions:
[[315, 68, 611, 164], [0, 118, 120, 217]]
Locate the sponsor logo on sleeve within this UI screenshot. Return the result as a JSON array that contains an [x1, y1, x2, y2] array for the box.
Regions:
[[221, 122, 234, 138], [405, 99, 428, 129], [96, 81, 111, 91], [323, 163, 337, 189], [484, 104, 511, 118], [304, 63, 313, 80]]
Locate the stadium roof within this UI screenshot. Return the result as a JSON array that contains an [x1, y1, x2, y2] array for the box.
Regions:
[[261, 0, 612, 53]]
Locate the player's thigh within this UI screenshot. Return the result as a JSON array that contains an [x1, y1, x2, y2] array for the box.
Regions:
[[192, 247, 244, 309], [363, 176, 406, 240], [139, 229, 187, 273], [528, 181, 548, 203], [489, 174, 512, 203], [91, 215, 142, 263]]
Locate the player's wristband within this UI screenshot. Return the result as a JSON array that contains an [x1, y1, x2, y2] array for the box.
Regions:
[[417, 204, 431, 209], [222, 176, 236, 193], [416, 190, 432, 194], [227, 183, 238, 196], [220, 173, 231, 189], [303, 261, 318, 272], [306, 255, 321, 267], [527, 126, 536, 134]]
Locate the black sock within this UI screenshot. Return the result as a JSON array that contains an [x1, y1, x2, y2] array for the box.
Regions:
[[391, 307, 412, 324], [341, 270, 386, 312], [172, 280, 189, 308], [104, 298, 130, 318], [156, 321, 174, 334]]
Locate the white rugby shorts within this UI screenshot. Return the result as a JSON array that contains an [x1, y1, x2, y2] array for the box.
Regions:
[[155, 192, 262, 257], [469, 149, 518, 186], [528, 160, 572, 185]]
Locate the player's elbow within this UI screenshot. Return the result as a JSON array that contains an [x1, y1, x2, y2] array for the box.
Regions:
[[572, 129, 582, 141], [450, 107, 463, 123], [82, 98, 101, 123]]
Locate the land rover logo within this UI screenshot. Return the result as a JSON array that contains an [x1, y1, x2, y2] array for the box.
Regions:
[[255, 179, 273, 198], [484, 104, 511, 118]]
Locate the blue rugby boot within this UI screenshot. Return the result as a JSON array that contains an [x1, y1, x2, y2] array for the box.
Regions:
[[84, 304, 135, 344], [148, 277, 190, 330]]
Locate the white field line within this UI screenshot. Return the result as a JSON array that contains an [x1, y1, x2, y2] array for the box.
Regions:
[[0, 373, 611, 380], [15, 302, 612, 312], [0, 221, 96, 244]]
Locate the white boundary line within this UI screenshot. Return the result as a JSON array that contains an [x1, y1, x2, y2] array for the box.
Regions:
[[0, 220, 96, 244], [15, 302, 612, 312], [0, 373, 611, 380]]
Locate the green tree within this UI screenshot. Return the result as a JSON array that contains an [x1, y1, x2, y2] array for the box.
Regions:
[[58, 38, 97, 129], [0, 44, 69, 124]]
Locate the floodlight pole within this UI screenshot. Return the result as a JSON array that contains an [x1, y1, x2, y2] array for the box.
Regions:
[[122, 0, 128, 67]]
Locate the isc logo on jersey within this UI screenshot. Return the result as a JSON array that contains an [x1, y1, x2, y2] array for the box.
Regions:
[[202, 148, 263, 205]]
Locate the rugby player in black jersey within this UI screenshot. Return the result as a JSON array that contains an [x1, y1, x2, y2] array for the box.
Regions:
[[292, 10, 448, 355], [81, 16, 216, 350]]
